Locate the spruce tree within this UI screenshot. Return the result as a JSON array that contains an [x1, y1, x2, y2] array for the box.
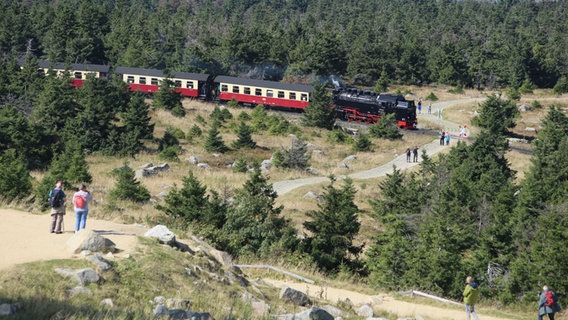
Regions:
[[204, 121, 229, 153], [283, 138, 310, 169], [232, 121, 256, 149], [122, 92, 154, 140], [109, 163, 151, 202], [352, 133, 372, 152], [223, 165, 293, 257], [303, 177, 361, 273], [0, 149, 32, 202], [302, 83, 335, 130], [153, 78, 185, 117], [157, 171, 210, 226], [471, 95, 519, 136]]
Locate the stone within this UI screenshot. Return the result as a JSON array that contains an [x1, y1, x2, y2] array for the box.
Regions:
[[86, 254, 112, 272], [67, 286, 92, 297], [101, 298, 114, 307], [144, 225, 176, 246], [55, 268, 100, 286], [355, 304, 374, 317], [66, 231, 116, 254], [186, 156, 199, 164], [197, 163, 211, 170], [279, 286, 311, 306], [343, 155, 357, 162]]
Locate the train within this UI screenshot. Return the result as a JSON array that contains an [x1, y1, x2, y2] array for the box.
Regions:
[[332, 87, 418, 129], [30, 60, 416, 128]]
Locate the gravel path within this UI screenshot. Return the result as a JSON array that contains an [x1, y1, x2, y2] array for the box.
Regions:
[[273, 98, 484, 195]]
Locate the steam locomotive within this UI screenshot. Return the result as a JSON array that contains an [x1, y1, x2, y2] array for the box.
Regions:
[[333, 87, 418, 129], [29, 60, 416, 128]]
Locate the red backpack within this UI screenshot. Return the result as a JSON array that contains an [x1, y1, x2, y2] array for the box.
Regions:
[[74, 194, 86, 209], [545, 291, 555, 307]]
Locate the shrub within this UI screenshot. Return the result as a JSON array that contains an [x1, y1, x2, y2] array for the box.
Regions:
[[352, 134, 372, 152], [368, 114, 403, 140], [506, 87, 521, 101], [232, 158, 248, 173], [553, 76, 568, 94], [426, 92, 438, 101], [327, 129, 352, 144], [159, 145, 181, 161], [531, 100, 543, 109], [448, 85, 464, 94], [237, 111, 251, 122], [109, 163, 151, 202]]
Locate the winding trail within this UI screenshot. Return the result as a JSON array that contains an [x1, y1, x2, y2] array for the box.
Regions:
[[273, 98, 485, 195]]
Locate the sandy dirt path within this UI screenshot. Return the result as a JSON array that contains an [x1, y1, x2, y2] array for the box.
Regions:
[[264, 279, 518, 320], [0, 209, 148, 270]]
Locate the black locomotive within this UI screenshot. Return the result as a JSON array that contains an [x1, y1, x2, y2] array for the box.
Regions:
[[332, 87, 418, 129]]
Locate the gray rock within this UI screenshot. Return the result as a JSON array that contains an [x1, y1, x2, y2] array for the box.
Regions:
[[55, 268, 100, 286], [135, 168, 150, 180], [0, 303, 19, 316], [224, 271, 249, 287], [157, 191, 168, 198], [279, 286, 311, 306], [166, 298, 192, 310], [322, 304, 343, 317], [139, 163, 154, 169], [86, 254, 113, 272], [304, 191, 320, 199], [153, 305, 215, 320], [101, 298, 114, 307], [144, 225, 176, 246], [261, 159, 272, 170], [197, 163, 211, 170], [186, 156, 199, 164], [338, 163, 349, 169], [356, 304, 374, 317], [66, 231, 116, 254], [525, 127, 536, 132], [343, 155, 357, 162], [275, 307, 333, 320], [67, 286, 92, 297]]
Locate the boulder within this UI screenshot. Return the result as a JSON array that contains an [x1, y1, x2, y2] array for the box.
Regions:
[[186, 156, 199, 164], [343, 155, 357, 162], [276, 307, 333, 320], [153, 305, 215, 320], [66, 231, 116, 254], [355, 304, 374, 317], [55, 268, 100, 286], [197, 163, 211, 170], [144, 225, 177, 246], [86, 254, 113, 272], [279, 286, 311, 306]]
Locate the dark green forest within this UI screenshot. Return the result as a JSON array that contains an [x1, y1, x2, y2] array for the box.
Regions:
[[1, 0, 568, 313], [1, 0, 568, 89]]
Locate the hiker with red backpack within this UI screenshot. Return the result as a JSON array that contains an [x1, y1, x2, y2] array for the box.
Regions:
[[72, 184, 94, 233], [538, 285, 561, 320]]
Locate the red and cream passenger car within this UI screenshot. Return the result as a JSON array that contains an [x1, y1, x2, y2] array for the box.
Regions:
[[114, 66, 210, 98], [37, 61, 110, 87], [214, 76, 313, 110]]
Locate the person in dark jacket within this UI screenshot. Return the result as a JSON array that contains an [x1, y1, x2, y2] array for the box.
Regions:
[[539, 285, 561, 320], [463, 276, 480, 320]]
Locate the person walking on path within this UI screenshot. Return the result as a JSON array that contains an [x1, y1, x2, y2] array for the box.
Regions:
[[406, 147, 411, 163], [428, 103, 432, 114], [538, 285, 561, 320], [417, 100, 422, 114], [48, 180, 66, 234], [412, 146, 419, 162], [439, 130, 445, 146], [72, 184, 94, 233], [463, 276, 480, 320], [445, 132, 451, 145]]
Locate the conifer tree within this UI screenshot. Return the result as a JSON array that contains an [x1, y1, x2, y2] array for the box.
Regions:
[[157, 171, 210, 226], [224, 165, 292, 256], [204, 121, 229, 153], [471, 95, 519, 136], [154, 78, 185, 117], [109, 163, 150, 202], [122, 92, 154, 141], [0, 149, 32, 202], [232, 121, 256, 149], [303, 177, 361, 273], [302, 83, 335, 130], [352, 133, 372, 152]]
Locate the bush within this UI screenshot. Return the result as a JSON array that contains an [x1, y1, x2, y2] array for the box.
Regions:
[[553, 76, 568, 94], [426, 92, 439, 101], [448, 85, 464, 94], [195, 114, 206, 125], [506, 87, 521, 101], [237, 111, 251, 122], [172, 128, 185, 140], [226, 98, 239, 108], [531, 100, 543, 109], [327, 129, 352, 144], [519, 79, 535, 94], [368, 114, 403, 140], [159, 145, 181, 161], [352, 134, 372, 152], [232, 158, 248, 173], [186, 124, 202, 140]]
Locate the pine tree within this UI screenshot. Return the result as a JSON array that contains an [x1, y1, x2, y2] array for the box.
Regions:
[[109, 163, 151, 202], [303, 177, 361, 273], [368, 114, 403, 140], [204, 121, 229, 153], [223, 165, 293, 257], [232, 121, 256, 149], [0, 149, 32, 202], [283, 138, 310, 169], [157, 171, 210, 226], [122, 92, 154, 140], [352, 133, 372, 152], [154, 78, 185, 117], [302, 83, 335, 130], [471, 95, 519, 136]]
